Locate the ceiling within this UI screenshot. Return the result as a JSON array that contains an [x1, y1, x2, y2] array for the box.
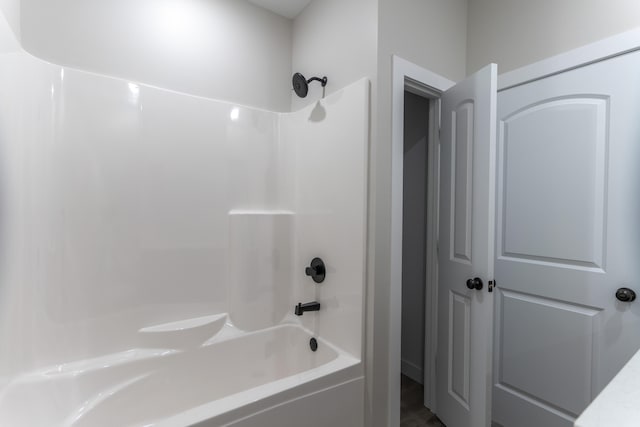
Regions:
[[247, 0, 313, 19]]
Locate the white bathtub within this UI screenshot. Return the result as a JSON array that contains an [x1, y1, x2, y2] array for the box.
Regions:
[[0, 319, 362, 427]]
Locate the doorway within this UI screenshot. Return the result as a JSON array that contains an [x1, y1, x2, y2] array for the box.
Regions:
[[390, 56, 455, 427], [400, 90, 441, 426], [401, 90, 429, 388]]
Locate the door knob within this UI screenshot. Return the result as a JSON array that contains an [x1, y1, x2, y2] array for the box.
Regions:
[[616, 287, 636, 302], [466, 277, 483, 291]]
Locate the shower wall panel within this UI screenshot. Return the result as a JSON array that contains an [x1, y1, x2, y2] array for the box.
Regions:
[[0, 51, 283, 380], [281, 79, 370, 359], [228, 210, 293, 331]]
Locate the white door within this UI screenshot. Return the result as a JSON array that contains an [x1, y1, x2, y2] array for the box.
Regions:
[[436, 63, 497, 427], [493, 51, 640, 427]]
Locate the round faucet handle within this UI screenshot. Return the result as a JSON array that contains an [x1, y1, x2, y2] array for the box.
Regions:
[[305, 258, 326, 283]]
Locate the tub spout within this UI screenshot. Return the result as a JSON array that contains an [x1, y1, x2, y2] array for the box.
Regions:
[[295, 301, 320, 316]]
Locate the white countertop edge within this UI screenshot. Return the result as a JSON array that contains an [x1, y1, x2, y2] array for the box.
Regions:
[[575, 349, 640, 426]]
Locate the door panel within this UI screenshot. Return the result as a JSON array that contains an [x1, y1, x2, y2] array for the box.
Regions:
[[500, 96, 608, 268], [452, 101, 474, 264], [498, 290, 600, 415], [449, 291, 471, 408], [493, 51, 640, 427], [437, 63, 497, 427]]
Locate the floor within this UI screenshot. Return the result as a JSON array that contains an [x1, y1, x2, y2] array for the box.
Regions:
[[401, 375, 445, 427]]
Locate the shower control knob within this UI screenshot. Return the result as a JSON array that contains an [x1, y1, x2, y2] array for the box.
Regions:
[[466, 277, 483, 291], [305, 258, 326, 283], [616, 287, 636, 302]]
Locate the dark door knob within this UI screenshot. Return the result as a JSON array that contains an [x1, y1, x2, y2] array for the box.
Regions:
[[466, 277, 483, 291], [616, 287, 636, 302]]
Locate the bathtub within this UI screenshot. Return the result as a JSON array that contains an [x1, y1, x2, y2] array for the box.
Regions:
[[0, 317, 363, 427]]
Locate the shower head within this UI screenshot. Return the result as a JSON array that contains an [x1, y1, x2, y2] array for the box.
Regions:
[[292, 72, 327, 98]]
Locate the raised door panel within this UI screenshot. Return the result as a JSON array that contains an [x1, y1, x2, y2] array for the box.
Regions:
[[449, 291, 471, 408], [496, 290, 601, 418], [499, 97, 609, 270], [452, 101, 475, 264]]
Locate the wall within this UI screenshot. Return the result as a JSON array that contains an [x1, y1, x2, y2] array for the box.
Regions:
[[290, 0, 377, 111], [0, 0, 18, 40], [19, 0, 292, 112], [401, 91, 429, 384], [379, 0, 467, 84], [467, 0, 640, 75], [0, 6, 18, 53], [371, 1, 467, 425]]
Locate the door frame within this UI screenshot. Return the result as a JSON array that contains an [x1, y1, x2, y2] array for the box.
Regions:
[[390, 55, 454, 422]]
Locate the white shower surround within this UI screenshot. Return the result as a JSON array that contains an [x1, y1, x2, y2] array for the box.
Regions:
[[0, 15, 368, 427]]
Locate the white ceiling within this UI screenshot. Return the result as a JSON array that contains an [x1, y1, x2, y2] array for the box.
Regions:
[[248, 0, 313, 19]]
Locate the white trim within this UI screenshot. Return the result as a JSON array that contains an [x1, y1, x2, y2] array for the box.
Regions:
[[423, 97, 440, 412], [499, 27, 640, 91], [401, 358, 424, 385], [391, 55, 454, 425]]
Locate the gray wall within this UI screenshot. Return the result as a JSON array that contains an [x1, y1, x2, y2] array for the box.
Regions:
[[290, 0, 377, 111], [19, 0, 293, 111], [401, 92, 429, 384], [467, 0, 640, 74]]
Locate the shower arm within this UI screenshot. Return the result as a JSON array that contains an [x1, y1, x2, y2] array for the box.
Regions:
[[307, 76, 328, 87]]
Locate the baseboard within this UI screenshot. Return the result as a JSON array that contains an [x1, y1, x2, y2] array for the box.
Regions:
[[401, 358, 423, 384]]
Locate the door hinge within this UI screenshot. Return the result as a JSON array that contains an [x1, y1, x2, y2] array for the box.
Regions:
[[488, 280, 497, 293]]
